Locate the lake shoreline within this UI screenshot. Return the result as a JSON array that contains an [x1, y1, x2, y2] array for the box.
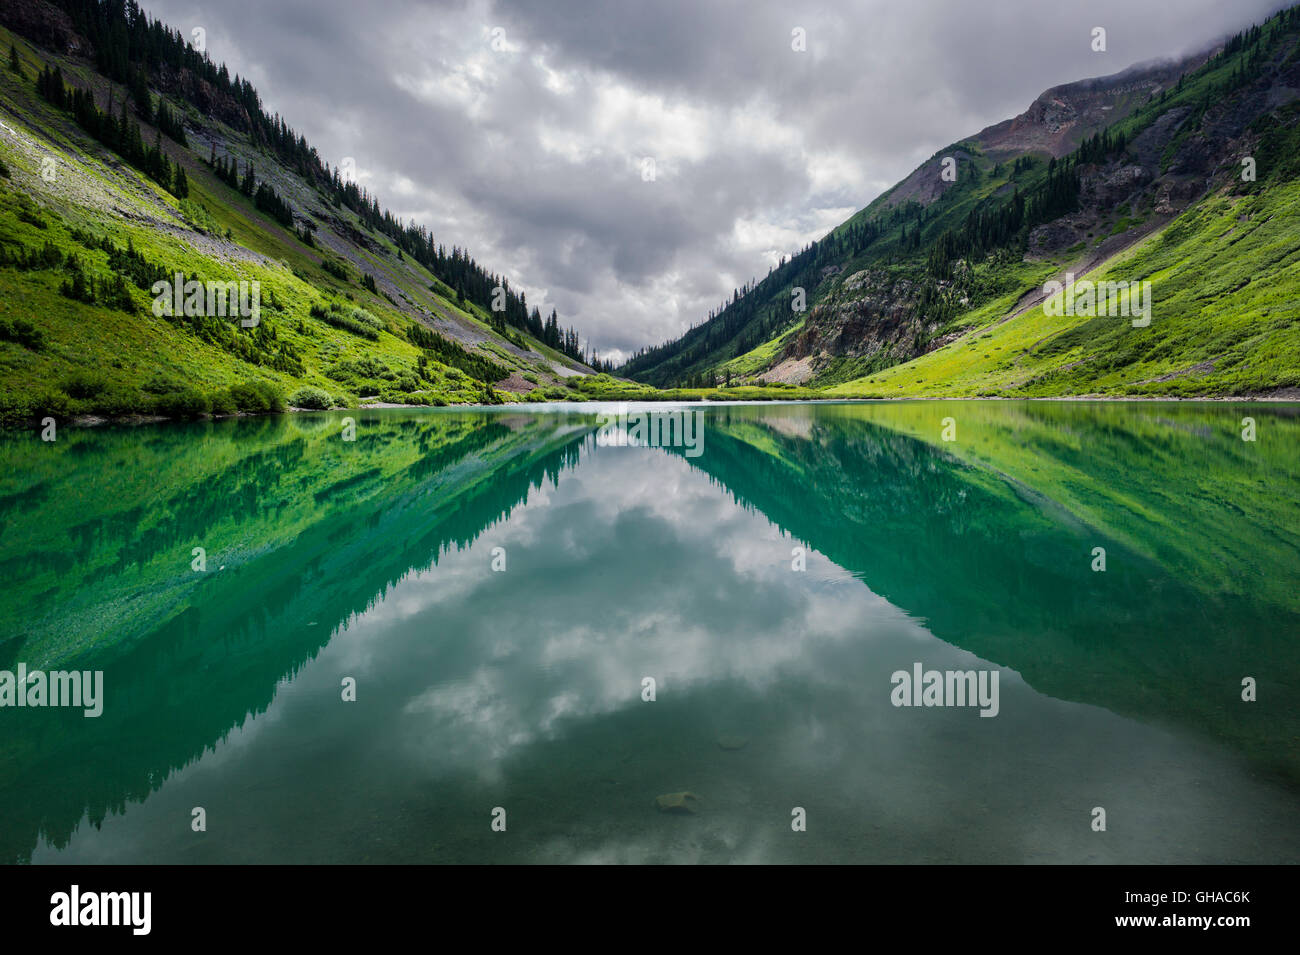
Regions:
[[12, 390, 1289, 429]]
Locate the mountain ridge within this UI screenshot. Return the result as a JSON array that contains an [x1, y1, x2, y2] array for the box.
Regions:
[[0, 0, 616, 426], [620, 8, 1300, 399]]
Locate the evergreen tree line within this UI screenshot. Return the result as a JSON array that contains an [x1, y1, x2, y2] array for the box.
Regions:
[[153, 96, 186, 144], [35, 63, 188, 197], [205, 150, 294, 228], [0, 235, 133, 310], [924, 157, 1080, 280], [59, 255, 136, 311], [407, 324, 510, 383], [621, 190, 995, 384], [68, 226, 170, 291]]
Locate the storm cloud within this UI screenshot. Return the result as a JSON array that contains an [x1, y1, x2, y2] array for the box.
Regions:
[[145, 0, 1285, 361]]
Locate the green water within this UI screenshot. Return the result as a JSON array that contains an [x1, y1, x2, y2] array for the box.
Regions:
[[1, 401, 1297, 864]]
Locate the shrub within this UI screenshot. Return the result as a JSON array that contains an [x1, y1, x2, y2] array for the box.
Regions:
[[209, 389, 237, 415], [179, 199, 218, 234], [350, 306, 384, 330], [327, 355, 392, 388], [89, 384, 148, 415], [226, 379, 285, 413], [0, 317, 45, 351], [309, 302, 379, 340], [154, 387, 211, 417], [62, 370, 109, 400], [287, 386, 334, 410], [321, 259, 350, 281], [0, 388, 69, 425], [142, 371, 186, 395]]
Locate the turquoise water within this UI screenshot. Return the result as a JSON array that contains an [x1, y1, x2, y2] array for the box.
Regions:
[[1, 401, 1298, 863]]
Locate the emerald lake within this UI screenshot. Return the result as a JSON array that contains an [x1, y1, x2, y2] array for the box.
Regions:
[[1, 401, 1298, 864]]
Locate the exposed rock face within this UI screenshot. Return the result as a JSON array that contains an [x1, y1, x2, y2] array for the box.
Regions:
[[758, 356, 816, 385], [157, 65, 255, 132], [974, 53, 1212, 159], [0, 0, 83, 54], [878, 149, 972, 210], [783, 269, 934, 371], [1026, 220, 1082, 257]]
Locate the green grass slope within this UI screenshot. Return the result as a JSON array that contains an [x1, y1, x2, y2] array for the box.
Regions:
[[831, 174, 1300, 397], [0, 20, 595, 425]]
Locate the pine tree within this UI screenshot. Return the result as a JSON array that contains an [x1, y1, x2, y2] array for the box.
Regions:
[[130, 67, 150, 116], [8, 43, 22, 78]]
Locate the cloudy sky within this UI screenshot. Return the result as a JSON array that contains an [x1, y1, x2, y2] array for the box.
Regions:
[[147, 0, 1284, 362]]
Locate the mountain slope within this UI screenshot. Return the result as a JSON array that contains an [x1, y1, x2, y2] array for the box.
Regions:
[[0, 0, 598, 426], [621, 7, 1300, 398]]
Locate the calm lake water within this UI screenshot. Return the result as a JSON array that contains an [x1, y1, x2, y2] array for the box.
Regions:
[[1, 401, 1298, 864]]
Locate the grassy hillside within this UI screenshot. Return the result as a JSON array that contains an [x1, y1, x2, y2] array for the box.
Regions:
[[831, 175, 1300, 397], [621, 6, 1300, 399], [0, 12, 601, 426]]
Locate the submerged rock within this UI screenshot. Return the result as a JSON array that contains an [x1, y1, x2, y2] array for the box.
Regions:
[[655, 792, 701, 814], [716, 734, 749, 751]]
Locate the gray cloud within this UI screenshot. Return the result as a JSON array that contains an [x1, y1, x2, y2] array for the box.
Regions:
[[146, 0, 1286, 360]]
